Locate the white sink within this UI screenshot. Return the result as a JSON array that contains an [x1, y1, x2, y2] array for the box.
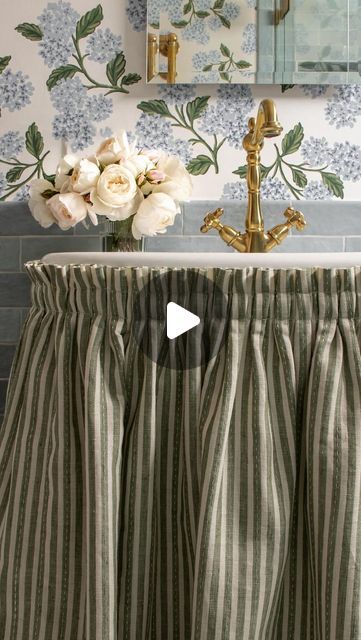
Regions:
[[41, 252, 361, 269]]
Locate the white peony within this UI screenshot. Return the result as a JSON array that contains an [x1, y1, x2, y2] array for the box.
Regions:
[[70, 158, 100, 194], [47, 192, 88, 230], [95, 131, 136, 165], [132, 192, 178, 239], [28, 179, 57, 228], [55, 154, 78, 190], [151, 154, 192, 202], [90, 164, 142, 220]]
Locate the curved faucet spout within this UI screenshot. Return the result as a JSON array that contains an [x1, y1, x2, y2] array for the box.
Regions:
[[251, 98, 283, 145]]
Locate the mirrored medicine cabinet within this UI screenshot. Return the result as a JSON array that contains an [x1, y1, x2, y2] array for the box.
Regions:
[[146, 0, 361, 84]]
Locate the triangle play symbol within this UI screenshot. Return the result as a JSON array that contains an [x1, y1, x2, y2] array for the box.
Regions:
[[166, 302, 200, 340]]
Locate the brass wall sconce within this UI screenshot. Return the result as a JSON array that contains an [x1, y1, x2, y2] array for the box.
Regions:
[[147, 32, 179, 84]]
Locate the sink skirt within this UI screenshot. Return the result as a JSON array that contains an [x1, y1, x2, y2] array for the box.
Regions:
[[1, 262, 361, 639]]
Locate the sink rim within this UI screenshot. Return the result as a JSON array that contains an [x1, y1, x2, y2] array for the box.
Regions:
[[41, 252, 361, 269]]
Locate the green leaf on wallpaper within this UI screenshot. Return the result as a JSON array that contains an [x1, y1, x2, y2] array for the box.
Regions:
[[213, 0, 225, 9], [203, 64, 213, 72], [122, 73, 142, 86], [187, 155, 213, 175], [281, 123, 304, 156], [235, 60, 252, 69], [291, 167, 308, 188], [76, 5, 103, 40], [321, 172, 344, 199], [183, 1, 192, 14], [15, 23, 43, 41], [6, 166, 27, 184], [106, 52, 126, 85], [220, 71, 231, 82], [217, 14, 231, 28], [233, 164, 247, 178], [186, 96, 210, 123], [220, 43, 230, 58], [46, 65, 79, 90], [196, 11, 210, 17], [171, 20, 188, 28], [25, 123, 44, 159], [137, 99, 172, 117], [0, 56, 11, 74], [233, 164, 269, 179], [260, 164, 271, 179]]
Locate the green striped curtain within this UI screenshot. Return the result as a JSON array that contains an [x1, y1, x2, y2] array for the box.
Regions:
[[1, 262, 361, 640]]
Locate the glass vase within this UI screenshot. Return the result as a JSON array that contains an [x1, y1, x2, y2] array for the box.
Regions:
[[101, 218, 144, 252]]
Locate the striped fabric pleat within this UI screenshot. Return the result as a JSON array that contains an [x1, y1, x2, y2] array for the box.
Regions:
[[1, 262, 361, 640]]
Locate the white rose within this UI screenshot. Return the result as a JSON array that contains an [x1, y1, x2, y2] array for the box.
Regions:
[[96, 131, 136, 165], [55, 154, 78, 190], [47, 192, 88, 230], [152, 154, 192, 202], [90, 187, 143, 221], [123, 153, 154, 178], [70, 158, 100, 194], [29, 179, 57, 228], [132, 192, 178, 239], [93, 164, 137, 207]]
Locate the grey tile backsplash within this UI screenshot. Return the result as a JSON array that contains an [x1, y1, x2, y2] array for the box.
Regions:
[[0, 199, 361, 416]]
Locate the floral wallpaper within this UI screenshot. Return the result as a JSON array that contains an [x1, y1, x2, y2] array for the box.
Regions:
[[1, 0, 361, 202], [147, 0, 257, 83]]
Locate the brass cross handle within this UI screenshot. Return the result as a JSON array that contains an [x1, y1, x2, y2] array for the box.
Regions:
[[284, 207, 306, 231], [200, 208, 224, 233]]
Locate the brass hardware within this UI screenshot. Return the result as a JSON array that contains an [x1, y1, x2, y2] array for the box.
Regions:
[[147, 33, 158, 82], [159, 33, 179, 84], [265, 207, 306, 251], [200, 99, 306, 253], [201, 208, 247, 252], [147, 32, 179, 83], [275, 0, 290, 25]]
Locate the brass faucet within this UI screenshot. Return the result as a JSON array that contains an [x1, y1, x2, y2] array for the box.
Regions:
[[200, 99, 306, 252]]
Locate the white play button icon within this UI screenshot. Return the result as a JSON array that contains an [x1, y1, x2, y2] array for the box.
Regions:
[[166, 302, 200, 340]]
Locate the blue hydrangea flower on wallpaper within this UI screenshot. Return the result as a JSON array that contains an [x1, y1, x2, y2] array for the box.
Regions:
[[325, 85, 361, 128], [0, 0, 361, 202], [0, 131, 24, 158], [0, 68, 34, 112], [50, 77, 113, 149], [37, 1, 80, 67], [86, 28, 122, 63]]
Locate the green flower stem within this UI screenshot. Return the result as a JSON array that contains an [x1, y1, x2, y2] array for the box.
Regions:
[[71, 36, 129, 94], [0, 166, 39, 201], [281, 157, 328, 173], [0, 150, 50, 201], [169, 107, 224, 173], [182, 1, 197, 26], [0, 159, 27, 167], [278, 161, 303, 199]]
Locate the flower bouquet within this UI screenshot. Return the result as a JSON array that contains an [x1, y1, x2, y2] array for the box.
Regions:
[[29, 131, 192, 251]]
